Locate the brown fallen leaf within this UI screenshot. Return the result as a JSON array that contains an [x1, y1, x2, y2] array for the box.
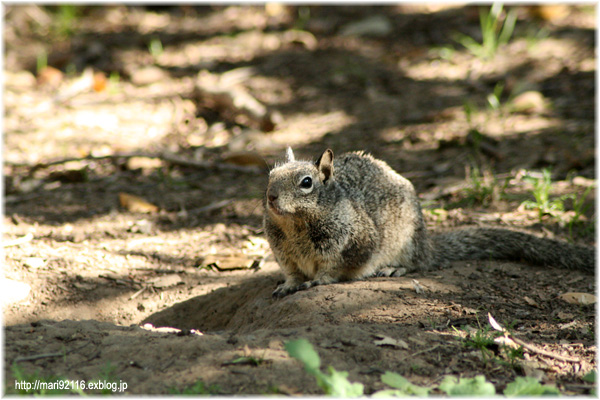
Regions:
[[557, 311, 574, 320], [37, 66, 63, 87], [560, 292, 596, 305], [373, 335, 409, 349], [412, 279, 425, 294], [510, 91, 548, 114], [527, 5, 570, 22], [523, 296, 539, 308], [93, 71, 107, 92], [118, 192, 159, 213]]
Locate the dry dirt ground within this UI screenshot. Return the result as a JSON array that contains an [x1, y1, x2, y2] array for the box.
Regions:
[[2, 5, 597, 395]]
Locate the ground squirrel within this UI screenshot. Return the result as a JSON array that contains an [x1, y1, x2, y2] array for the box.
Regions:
[[264, 148, 595, 298]]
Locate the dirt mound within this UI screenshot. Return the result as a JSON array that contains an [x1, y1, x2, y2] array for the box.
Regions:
[[142, 261, 462, 334]]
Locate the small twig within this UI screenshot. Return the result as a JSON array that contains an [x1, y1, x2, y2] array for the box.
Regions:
[[15, 341, 92, 363], [15, 352, 63, 363], [3, 233, 34, 247], [410, 344, 441, 358], [98, 274, 142, 287], [510, 336, 581, 363], [6, 152, 263, 174], [488, 312, 581, 363], [129, 286, 147, 300]]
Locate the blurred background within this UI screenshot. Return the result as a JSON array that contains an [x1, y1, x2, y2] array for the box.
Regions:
[[3, 3, 596, 235]]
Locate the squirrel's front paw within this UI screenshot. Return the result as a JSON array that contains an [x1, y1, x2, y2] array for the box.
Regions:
[[272, 283, 297, 298], [272, 280, 318, 298]]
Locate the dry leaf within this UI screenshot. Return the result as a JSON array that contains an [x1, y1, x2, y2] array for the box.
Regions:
[[488, 313, 505, 332], [118, 192, 159, 213], [510, 91, 548, 114], [560, 292, 596, 305], [523, 296, 539, 308], [37, 66, 63, 87], [412, 279, 425, 294], [373, 335, 409, 349], [557, 311, 574, 320], [93, 71, 107, 92]]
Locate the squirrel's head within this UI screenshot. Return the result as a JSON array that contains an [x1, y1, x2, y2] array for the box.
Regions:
[[265, 148, 334, 219]]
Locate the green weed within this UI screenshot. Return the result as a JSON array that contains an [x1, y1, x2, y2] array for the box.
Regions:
[[487, 81, 505, 111], [285, 338, 364, 396], [521, 169, 569, 222], [373, 371, 431, 397], [148, 37, 164, 60], [429, 45, 456, 61], [455, 3, 517, 60], [294, 6, 311, 30], [525, 25, 550, 51], [463, 164, 504, 207], [285, 338, 568, 396], [440, 375, 496, 396], [567, 184, 594, 239], [504, 376, 560, 396], [36, 51, 48, 75]]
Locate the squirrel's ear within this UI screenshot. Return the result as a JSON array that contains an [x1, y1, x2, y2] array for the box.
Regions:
[[316, 149, 334, 182], [285, 147, 295, 162]]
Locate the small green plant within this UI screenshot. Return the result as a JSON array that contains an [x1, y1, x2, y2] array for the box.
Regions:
[[168, 380, 221, 395], [455, 3, 517, 60], [487, 81, 505, 111], [148, 37, 164, 60], [52, 5, 81, 38], [460, 325, 502, 363], [464, 164, 502, 207], [285, 338, 364, 397], [568, 184, 594, 239], [108, 71, 121, 94], [429, 45, 456, 61], [294, 6, 311, 30], [36, 51, 48, 75], [521, 169, 568, 222], [504, 376, 560, 396], [285, 338, 570, 396], [372, 371, 431, 397], [440, 375, 497, 396]]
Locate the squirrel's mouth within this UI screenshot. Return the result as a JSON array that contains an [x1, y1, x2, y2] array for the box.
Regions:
[[268, 200, 286, 216]]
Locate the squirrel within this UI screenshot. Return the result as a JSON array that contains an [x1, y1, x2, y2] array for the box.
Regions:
[[263, 148, 595, 298]]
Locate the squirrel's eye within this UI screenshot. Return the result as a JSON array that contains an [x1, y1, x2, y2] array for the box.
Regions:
[[299, 176, 312, 189]]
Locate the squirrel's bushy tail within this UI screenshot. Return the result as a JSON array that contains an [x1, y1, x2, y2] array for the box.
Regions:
[[432, 228, 595, 273]]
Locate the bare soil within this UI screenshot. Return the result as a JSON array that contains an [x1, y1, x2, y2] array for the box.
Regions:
[[3, 5, 596, 395]]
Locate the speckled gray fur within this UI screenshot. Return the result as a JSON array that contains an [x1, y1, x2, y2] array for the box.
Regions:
[[264, 149, 595, 298]]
